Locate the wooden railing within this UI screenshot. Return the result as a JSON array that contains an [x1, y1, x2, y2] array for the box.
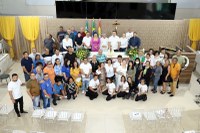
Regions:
[[159, 45, 196, 84]]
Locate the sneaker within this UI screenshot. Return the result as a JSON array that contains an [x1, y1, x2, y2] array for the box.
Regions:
[[64, 96, 68, 99], [52, 101, 57, 106], [170, 94, 174, 97], [82, 90, 85, 94]]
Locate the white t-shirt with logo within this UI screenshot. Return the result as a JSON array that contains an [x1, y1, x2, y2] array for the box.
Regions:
[[89, 79, 100, 89], [80, 62, 92, 78], [106, 83, 116, 95], [8, 79, 23, 99], [138, 83, 148, 94], [82, 36, 91, 48], [108, 36, 120, 50]]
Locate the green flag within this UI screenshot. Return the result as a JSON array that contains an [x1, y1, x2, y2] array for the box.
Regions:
[[92, 19, 96, 32], [85, 19, 88, 33]]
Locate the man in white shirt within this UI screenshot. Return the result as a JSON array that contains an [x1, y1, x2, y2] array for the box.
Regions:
[[8, 73, 28, 117], [82, 32, 91, 50], [29, 48, 43, 61], [85, 74, 100, 100], [80, 58, 92, 94], [108, 31, 120, 52], [100, 33, 109, 52], [135, 79, 147, 101], [126, 28, 133, 40], [62, 35, 73, 51], [52, 49, 64, 66]]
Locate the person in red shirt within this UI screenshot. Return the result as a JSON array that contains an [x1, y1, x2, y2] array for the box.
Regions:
[[80, 27, 86, 38]]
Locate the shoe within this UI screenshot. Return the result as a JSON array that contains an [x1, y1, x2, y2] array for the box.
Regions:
[[17, 113, 21, 117], [152, 90, 157, 93], [52, 101, 57, 106], [122, 97, 126, 100], [167, 92, 172, 94], [160, 91, 165, 94], [170, 94, 174, 97], [20, 111, 28, 113], [64, 96, 68, 99], [82, 90, 85, 94]]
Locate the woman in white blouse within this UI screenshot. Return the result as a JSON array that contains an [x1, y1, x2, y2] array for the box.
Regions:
[[100, 33, 109, 52], [116, 59, 127, 90], [62, 35, 73, 51], [119, 33, 128, 52], [105, 59, 115, 80], [102, 78, 116, 101], [117, 75, 129, 99]]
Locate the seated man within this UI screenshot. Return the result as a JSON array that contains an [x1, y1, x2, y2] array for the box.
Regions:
[[52, 80, 66, 105], [135, 79, 147, 102], [85, 74, 100, 100], [96, 49, 107, 63]]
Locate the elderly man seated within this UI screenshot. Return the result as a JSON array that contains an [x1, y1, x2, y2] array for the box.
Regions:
[[96, 49, 107, 63]]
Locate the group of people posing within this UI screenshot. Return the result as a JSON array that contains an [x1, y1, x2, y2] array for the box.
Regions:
[[44, 26, 141, 55], [7, 26, 186, 117]]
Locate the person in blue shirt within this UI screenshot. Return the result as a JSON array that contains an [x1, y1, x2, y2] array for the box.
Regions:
[[33, 54, 45, 68], [62, 59, 71, 82], [96, 49, 107, 63], [52, 80, 66, 105], [21, 51, 33, 82], [41, 73, 54, 108], [128, 32, 141, 49]]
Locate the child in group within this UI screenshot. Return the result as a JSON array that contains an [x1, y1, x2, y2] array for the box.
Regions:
[[102, 78, 117, 101], [135, 78, 148, 102], [66, 77, 78, 100], [53, 80, 66, 105], [96, 63, 106, 92]]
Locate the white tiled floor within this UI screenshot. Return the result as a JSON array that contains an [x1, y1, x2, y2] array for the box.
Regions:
[[0, 62, 200, 133]]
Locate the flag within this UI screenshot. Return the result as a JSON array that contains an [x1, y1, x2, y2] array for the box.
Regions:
[[85, 19, 89, 33], [98, 19, 102, 37], [92, 19, 96, 33]]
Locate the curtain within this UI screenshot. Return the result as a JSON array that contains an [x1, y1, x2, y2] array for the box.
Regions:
[[189, 19, 200, 50], [19, 16, 40, 51], [0, 16, 15, 58]]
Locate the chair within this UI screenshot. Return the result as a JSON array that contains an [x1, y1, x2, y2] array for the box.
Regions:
[[31, 109, 46, 131], [0, 104, 14, 125], [12, 130, 27, 133], [168, 107, 183, 130], [43, 109, 57, 133], [129, 109, 144, 132], [143, 110, 158, 132], [56, 111, 71, 133], [0, 73, 10, 84], [70, 112, 86, 133]]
